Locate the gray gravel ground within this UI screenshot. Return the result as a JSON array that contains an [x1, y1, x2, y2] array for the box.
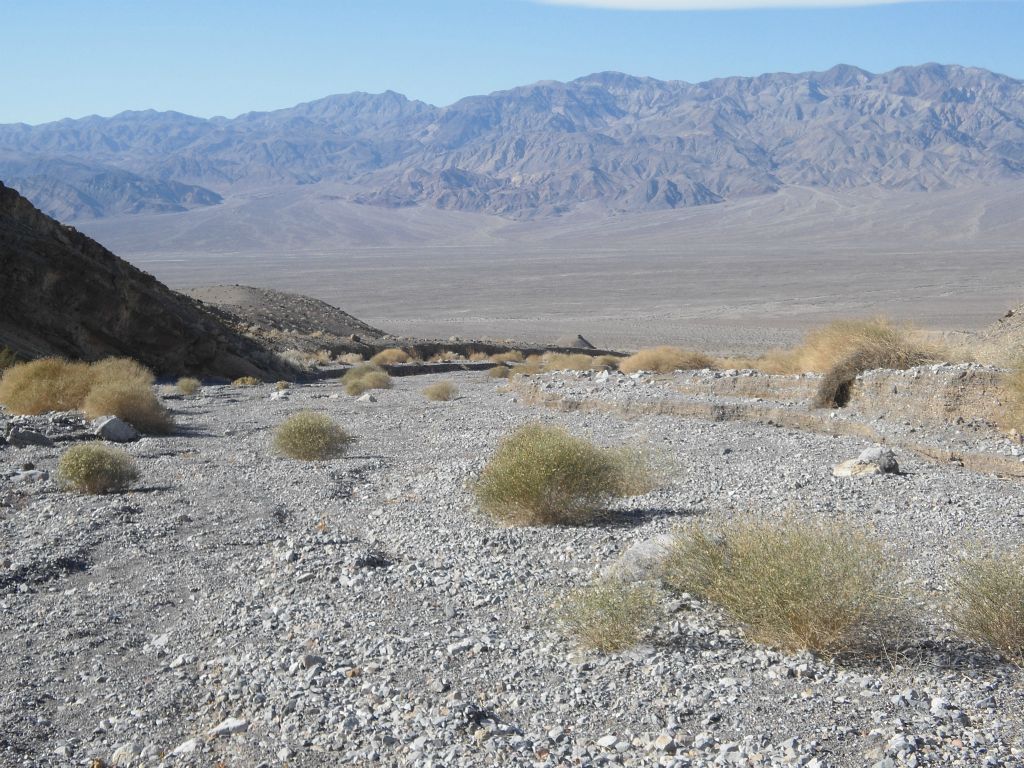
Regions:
[[1, 370, 1022, 767]]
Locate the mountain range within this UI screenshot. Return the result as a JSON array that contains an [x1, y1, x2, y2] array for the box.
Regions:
[[1, 63, 1023, 220]]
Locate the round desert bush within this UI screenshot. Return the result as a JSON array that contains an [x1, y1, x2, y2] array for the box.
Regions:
[[475, 423, 651, 526], [489, 350, 524, 364], [274, 411, 353, 461], [0, 357, 94, 414], [662, 518, 896, 657], [369, 348, 411, 365], [276, 380, 291, 391], [83, 381, 173, 434], [232, 376, 262, 387], [58, 444, 140, 494], [487, 365, 511, 379], [950, 548, 1024, 665], [542, 353, 599, 372], [558, 577, 661, 652], [619, 346, 715, 374], [176, 377, 201, 396], [90, 357, 155, 387], [423, 381, 458, 401], [342, 364, 392, 396]]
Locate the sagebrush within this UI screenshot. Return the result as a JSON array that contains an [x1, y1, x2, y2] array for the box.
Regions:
[[475, 423, 652, 526], [662, 518, 897, 657], [951, 549, 1024, 665], [274, 411, 353, 461], [342, 364, 392, 396], [58, 444, 140, 494], [83, 381, 173, 434], [558, 577, 661, 652]]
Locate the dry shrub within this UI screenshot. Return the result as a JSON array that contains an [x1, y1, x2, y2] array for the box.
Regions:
[[1003, 362, 1024, 432], [592, 355, 623, 369], [423, 381, 458, 401], [811, 321, 944, 408], [475, 423, 651, 526], [338, 352, 364, 365], [490, 351, 524, 364], [619, 346, 715, 374], [662, 518, 896, 657], [177, 377, 201, 396], [487, 365, 511, 379], [370, 348, 411, 365], [468, 351, 489, 362], [58, 444, 139, 494], [559, 578, 661, 652], [276, 380, 291, 391], [429, 351, 463, 363], [343, 364, 392, 396], [0, 358, 94, 414], [90, 357, 155, 387], [542, 353, 599, 372], [83, 381, 173, 434], [232, 376, 262, 387], [274, 411, 353, 461], [511, 361, 544, 377], [951, 549, 1024, 665]]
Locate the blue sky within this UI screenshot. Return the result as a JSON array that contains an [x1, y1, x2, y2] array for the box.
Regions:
[[4, 0, 1023, 124]]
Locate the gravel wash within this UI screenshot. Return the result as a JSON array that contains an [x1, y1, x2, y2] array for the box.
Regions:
[[1, 371, 1022, 767]]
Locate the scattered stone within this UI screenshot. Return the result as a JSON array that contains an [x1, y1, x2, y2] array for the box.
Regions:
[[357, 393, 377, 403], [6, 427, 53, 448], [208, 717, 248, 737], [833, 445, 899, 477], [92, 415, 140, 443]]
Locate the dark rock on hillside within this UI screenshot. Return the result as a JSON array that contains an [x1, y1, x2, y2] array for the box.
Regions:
[[0, 181, 292, 379]]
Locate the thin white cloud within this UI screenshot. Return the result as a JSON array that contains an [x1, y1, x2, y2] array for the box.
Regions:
[[536, 0, 934, 9]]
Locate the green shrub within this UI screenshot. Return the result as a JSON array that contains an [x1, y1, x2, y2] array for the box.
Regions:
[[232, 376, 262, 387], [619, 346, 715, 374], [423, 381, 458, 401], [83, 381, 173, 434], [274, 411, 353, 461], [342, 364, 392, 396], [558, 577, 661, 652], [951, 549, 1024, 665], [662, 518, 895, 657], [177, 377, 201, 396], [58, 444, 140, 494], [475, 423, 651, 526]]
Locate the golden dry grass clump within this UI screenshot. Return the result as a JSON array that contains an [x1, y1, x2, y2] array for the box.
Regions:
[[950, 549, 1024, 665], [176, 377, 201, 396], [0, 356, 171, 434], [58, 444, 140, 494], [83, 381, 173, 434], [486, 365, 511, 379], [273, 411, 354, 461], [810, 319, 945, 408], [662, 518, 896, 657], [619, 346, 715, 374], [428, 351, 463, 363], [490, 350, 525, 364], [342, 364, 392, 396], [232, 376, 262, 387], [541, 353, 600, 372], [423, 381, 458, 401], [475, 423, 652, 526], [338, 352, 365, 365], [558, 577, 661, 652], [276, 380, 291, 391], [370, 348, 412, 365], [1002, 362, 1024, 432]]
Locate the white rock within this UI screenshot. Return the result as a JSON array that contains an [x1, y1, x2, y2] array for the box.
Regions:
[[93, 415, 139, 443], [170, 738, 201, 755], [110, 742, 139, 766], [597, 734, 618, 748], [208, 716, 248, 737], [269, 390, 289, 400], [604, 533, 675, 582], [357, 393, 377, 403]]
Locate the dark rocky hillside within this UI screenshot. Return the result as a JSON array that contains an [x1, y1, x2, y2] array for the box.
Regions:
[[2, 64, 1023, 219], [0, 182, 291, 379]]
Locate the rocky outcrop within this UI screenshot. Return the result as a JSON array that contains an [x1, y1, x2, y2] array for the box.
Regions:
[[0, 182, 292, 379]]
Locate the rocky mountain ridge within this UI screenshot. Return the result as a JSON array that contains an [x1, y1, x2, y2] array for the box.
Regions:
[[2, 63, 1023, 219]]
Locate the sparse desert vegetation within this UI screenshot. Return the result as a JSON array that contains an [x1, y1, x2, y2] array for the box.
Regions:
[[176, 377, 201, 396], [1003, 361, 1024, 431], [273, 410, 353, 460], [232, 376, 262, 387], [0, 356, 171, 433], [57, 443, 140, 494], [475, 423, 651, 526], [486, 365, 511, 379], [342, 364, 393, 396], [662, 518, 896, 657], [422, 381, 458, 401], [558, 577, 661, 652], [370, 348, 412, 365], [951, 548, 1024, 665], [619, 346, 715, 374]]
